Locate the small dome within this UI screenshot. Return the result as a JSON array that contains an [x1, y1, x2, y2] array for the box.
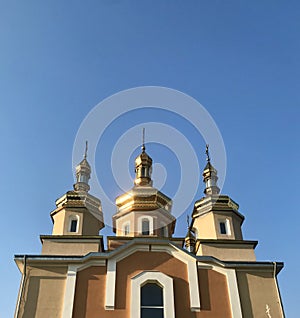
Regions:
[[76, 158, 91, 171], [135, 149, 152, 166]]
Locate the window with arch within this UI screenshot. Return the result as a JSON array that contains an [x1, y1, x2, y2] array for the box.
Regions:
[[123, 223, 130, 236], [141, 283, 164, 318], [219, 219, 231, 235], [138, 216, 153, 236], [142, 219, 150, 235], [69, 215, 79, 233], [131, 271, 175, 318]]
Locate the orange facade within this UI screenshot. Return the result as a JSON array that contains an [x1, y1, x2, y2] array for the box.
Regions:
[[73, 251, 231, 318]]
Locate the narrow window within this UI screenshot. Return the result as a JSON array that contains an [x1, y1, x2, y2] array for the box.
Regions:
[[141, 283, 164, 318], [142, 219, 150, 235], [124, 224, 130, 236], [70, 219, 78, 232], [159, 226, 167, 237], [219, 221, 227, 234], [159, 227, 164, 236]]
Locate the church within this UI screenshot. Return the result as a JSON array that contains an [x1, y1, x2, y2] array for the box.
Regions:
[[14, 141, 285, 317]]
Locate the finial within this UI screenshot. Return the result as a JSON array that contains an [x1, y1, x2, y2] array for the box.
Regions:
[[142, 128, 145, 152], [84, 141, 88, 159], [205, 144, 210, 162]]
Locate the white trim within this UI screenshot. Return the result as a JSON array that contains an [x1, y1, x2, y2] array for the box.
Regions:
[[218, 218, 231, 236], [105, 259, 116, 310], [212, 266, 242, 317], [131, 271, 175, 318], [122, 221, 130, 236], [68, 215, 79, 233], [62, 265, 77, 318], [151, 245, 201, 312], [76, 260, 106, 271], [104, 244, 150, 310], [138, 216, 153, 235]]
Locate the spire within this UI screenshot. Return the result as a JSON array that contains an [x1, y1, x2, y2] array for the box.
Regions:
[[203, 144, 220, 195], [142, 127, 145, 152], [84, 140, 88, 159], [184, 215, 196, 253], [73, 141, 91, 192], [134, 128, 153, 186]]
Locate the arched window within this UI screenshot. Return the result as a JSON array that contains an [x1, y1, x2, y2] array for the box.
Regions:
[[142, 219, 150, 235], [219, 219, 231, 235], [138, 216, 153, 235], [70, 219, 78, 232], [141, 283, 164, 318], [123, 223, 130, 236], [219, 221, 227, 234], [69, 215, 79, 233], [130, 271, 175, 318]]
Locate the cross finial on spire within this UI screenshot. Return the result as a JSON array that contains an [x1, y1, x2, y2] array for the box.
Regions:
[[84, 141, 88, 159], [142, 128, 145, 152], [205, 144, 210, 162]]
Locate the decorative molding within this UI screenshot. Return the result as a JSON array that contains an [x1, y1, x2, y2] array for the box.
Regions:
[[105, 244, 150, 310], [151, 245, 201, 311], [137, 216, 153, 235], [131, 271, 175, 318], [105, 259, 116, 310], [213, 266, 243, 317], [62, 265, 77, 318]]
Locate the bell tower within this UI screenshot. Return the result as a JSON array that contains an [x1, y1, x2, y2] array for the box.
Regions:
[[113, 130, 176, 238], [190, 145, 257, 261], [41, 142, 105, 255]]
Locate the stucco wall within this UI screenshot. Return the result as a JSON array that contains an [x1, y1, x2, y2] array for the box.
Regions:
[[237, 270, 283, 318], [72, 251, 231, 318], [198, 243, 256, 261], [20, 266, 67, 318]]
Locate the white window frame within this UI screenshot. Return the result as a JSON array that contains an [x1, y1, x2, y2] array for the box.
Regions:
[[131, 271, 175, 318], [138, 216, 153, 235], [123, 222, 130, 236], [218, 218, 231, 236], [68, 215, 79, 233]]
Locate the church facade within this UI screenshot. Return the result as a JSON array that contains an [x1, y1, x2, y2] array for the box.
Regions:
[[14, 143, 284, 318]]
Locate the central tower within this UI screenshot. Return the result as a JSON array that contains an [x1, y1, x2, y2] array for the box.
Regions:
[[113, 139, 176, 238]]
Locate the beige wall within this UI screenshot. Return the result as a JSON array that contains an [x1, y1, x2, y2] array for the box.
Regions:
[[52, 208, 102, 236], [18, 266, 67, 318], [237, 270, 283, 318], [197, 243, 256, 261], [52, 210, 84, 235], [193, 211, 243, 240], [41, 239, 102, 255], [193, 213, 217, 239]]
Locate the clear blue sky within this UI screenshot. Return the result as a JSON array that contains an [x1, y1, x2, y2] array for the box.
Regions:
[[1, 1, 299, 317]]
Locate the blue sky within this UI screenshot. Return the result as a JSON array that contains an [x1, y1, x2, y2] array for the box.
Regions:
[[1, 1, 299, 316]]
